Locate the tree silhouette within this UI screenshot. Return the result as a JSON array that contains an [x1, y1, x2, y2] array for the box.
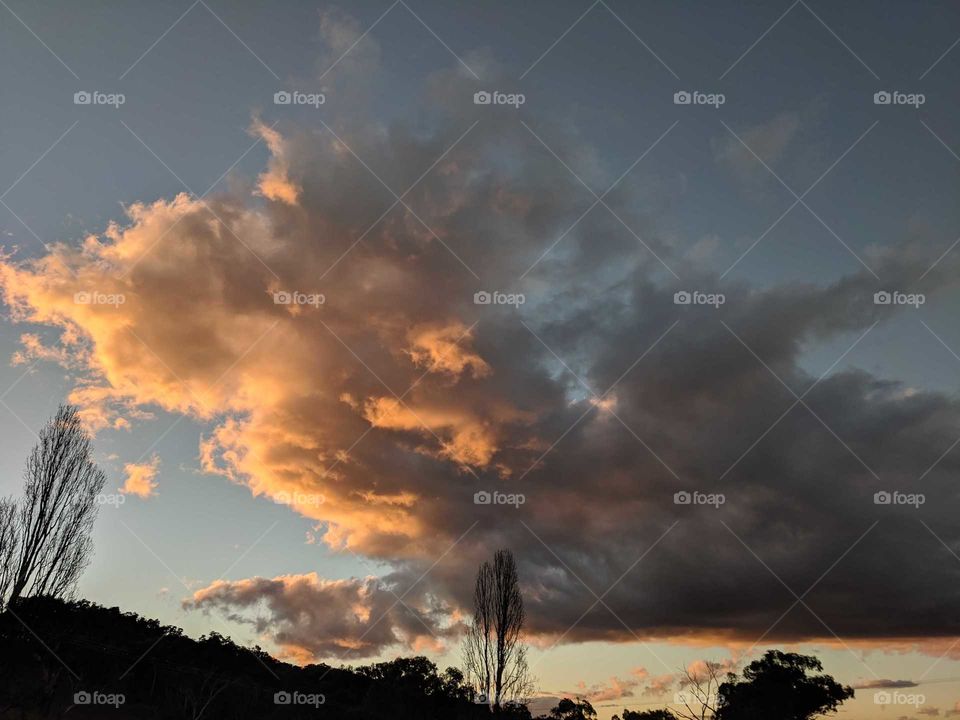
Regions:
[[715, 651, 853, 720], [545, 697, 597, 720], [674, 661, 723, 720], [615, 710, 676, 720], [4, 404, 106, 606], [0, 498, 16, 604], [463, 549, 532, 709]]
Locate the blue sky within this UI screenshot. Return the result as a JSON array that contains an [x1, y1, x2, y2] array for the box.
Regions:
[[2, 1, 960, 717]]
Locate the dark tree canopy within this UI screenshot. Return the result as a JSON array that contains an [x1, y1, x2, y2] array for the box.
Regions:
[[616, 710, 676, 720], [715, 651, 854, 720], [546, 697, 598, 720]]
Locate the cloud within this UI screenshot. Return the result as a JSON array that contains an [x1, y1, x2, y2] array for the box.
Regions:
[[120, 455, 160, 498], [184, 572, 460, 661], [3, 8, 960, 664], [574, 667, 652, 702], [713, 111, 801, 184], [853, 679, 919, 689], [251, 119, 300, 205]]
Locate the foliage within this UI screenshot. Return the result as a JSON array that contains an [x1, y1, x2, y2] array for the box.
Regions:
[[545, 697, 598, 720], [715, 651, 854, 720], [616, 710, 676, 720]]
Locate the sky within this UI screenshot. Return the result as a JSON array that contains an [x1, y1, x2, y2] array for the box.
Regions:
[[1, 0, 960, 717]]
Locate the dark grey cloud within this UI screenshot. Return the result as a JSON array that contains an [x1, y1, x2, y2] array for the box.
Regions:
[[4, 7, 960, 662]]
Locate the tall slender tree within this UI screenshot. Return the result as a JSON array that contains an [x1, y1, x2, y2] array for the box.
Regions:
[[4, 404, 105, 605], [463, 549, 532, 710], [0, 498, 16, 604]]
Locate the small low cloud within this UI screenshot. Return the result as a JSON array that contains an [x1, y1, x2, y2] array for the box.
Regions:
[[713, 111, 801, 185], [120, 455, 160, 498], [184, 572, 461, 662], [575, 667, 651, 702], [853, 679, 919, 689]]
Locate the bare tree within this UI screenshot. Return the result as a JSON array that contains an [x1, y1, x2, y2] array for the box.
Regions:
[[463, 549, 532, 710], [0, 498, 16, 605], [674, 661, 724, 720], [464, 558, 494, 706], [5, 404, 106, 605]]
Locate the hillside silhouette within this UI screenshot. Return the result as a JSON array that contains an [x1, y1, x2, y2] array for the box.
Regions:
[[0, 407, 857, 719], [0, 595, 530, 719]]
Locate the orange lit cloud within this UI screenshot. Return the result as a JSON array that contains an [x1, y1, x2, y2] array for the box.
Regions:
[[251, 119, 300, 205], [5, 6, 960, 663], [185, 572, 460, 660], [121, 455, 160, 498]]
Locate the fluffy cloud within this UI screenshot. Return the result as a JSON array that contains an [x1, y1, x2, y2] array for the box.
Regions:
[[121, 455, 160, 498], [572, 667, 677, 702], [185, 572, 459, 661], [3, 8, 960, 664]]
